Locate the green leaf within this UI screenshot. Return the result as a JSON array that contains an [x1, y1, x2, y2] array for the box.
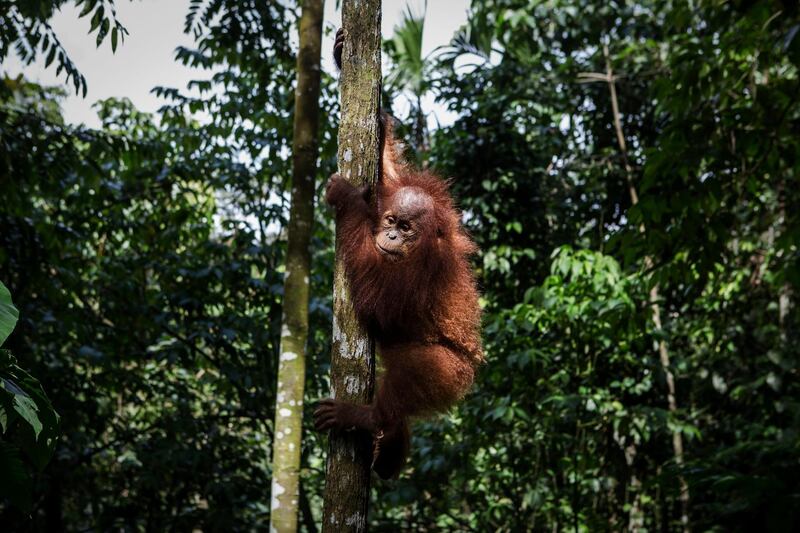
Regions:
[[97, 18, 110, 48], [89, 5, 104, 33], [13, 393, 42, 439], [111, 27, 118, 52], [78, 0, 95, 18], [0, 281, 19, 347], [44, 44, 56, 67]]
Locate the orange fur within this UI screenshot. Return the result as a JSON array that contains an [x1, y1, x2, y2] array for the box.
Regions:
[[322, 114, 482, 478]]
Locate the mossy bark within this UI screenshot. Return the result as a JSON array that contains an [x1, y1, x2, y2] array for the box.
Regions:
[[321, 1, 381, 531], [269, 1, 324, 531]]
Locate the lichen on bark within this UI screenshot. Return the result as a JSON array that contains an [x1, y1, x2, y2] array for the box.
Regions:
[[321, 0, 382, 531]]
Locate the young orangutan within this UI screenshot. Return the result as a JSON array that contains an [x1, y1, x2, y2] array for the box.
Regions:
[[313, 30, 483, 480]]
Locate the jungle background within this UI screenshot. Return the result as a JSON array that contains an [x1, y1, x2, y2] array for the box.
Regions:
[[2, 0, 800, 530]]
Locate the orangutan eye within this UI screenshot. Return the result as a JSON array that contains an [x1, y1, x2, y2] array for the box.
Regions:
[[398, 221, 411, 232], [386, 215, 396, 225]]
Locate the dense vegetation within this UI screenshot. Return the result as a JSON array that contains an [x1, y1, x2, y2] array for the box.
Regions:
[[1, 0, 799, 530]]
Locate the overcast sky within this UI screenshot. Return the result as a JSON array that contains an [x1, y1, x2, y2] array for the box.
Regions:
[[6, 0, 469, 129]]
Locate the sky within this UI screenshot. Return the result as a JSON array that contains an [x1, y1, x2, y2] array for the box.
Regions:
[[6, 0, 470, 129]]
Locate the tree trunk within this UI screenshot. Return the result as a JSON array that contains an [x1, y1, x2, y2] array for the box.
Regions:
[[598, 43, 690, 531], [321, 1, 381, 531], [269, 1, 324, 531]]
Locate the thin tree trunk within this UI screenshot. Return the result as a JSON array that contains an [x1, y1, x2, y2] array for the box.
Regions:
[[321, 1, 381, 531], [614, 428, 643, 532], [776, 184, 792, 337], [415, 94, 429, 168], [579, 43, 690, 531], [600, 43, 690, 531], [269, 1, 324, 531]]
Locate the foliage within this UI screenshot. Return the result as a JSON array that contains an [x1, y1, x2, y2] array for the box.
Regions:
[[383, 2, 434, 156], [0, 0, 128, 96], [0, 0, 340, 527], [2, 0, 800, 531], [0, 281, 60, 513], [384, 2, 430, 103], [0, 281, 19, 345], [376, 0, 800, 530]]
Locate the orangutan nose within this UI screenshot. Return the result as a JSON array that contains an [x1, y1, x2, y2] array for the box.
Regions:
[[387, 231, 397, 240]]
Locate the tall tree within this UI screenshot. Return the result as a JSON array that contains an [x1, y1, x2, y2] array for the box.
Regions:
[[321, 0, 381, 530], [270, 1, 325, 531], [579, 42, 690, 530]]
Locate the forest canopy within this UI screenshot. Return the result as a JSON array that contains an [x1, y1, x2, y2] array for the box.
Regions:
[[1, 0, 799, 531]]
